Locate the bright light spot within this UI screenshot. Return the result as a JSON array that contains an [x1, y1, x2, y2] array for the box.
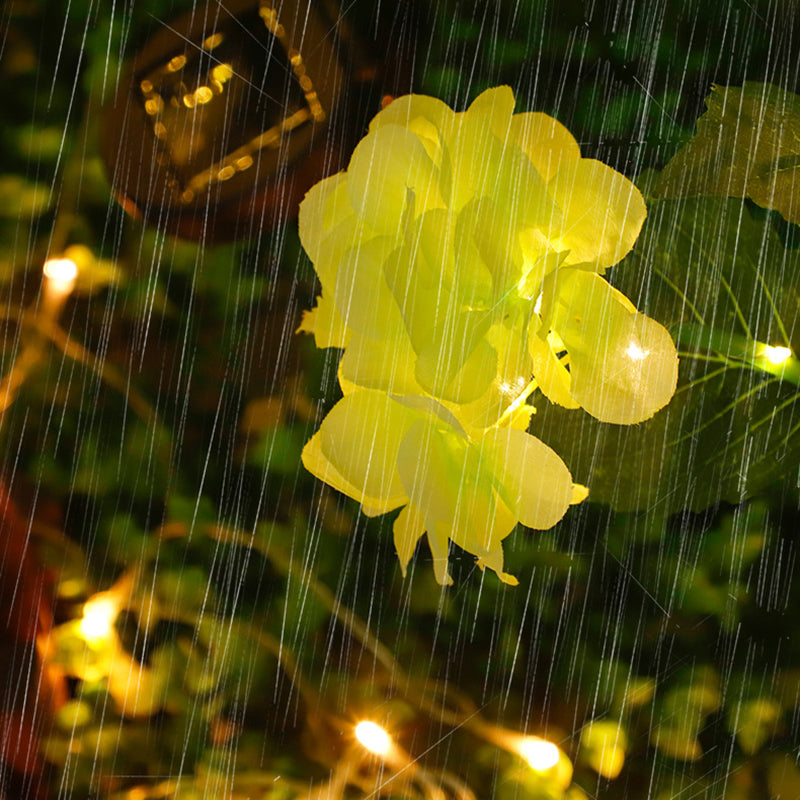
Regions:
[[167, 54, 186, 72], [355, 721, 391, 756], [626, 342, 648, 361], [211, 63, 233, 83], [79, 595, 118, 644], [194, 86, 214, 105], [534, 293, 543, 315], [518, 737, 560, 771], [763, 345, 792, 365], [43, 258, 78, 286], [497, 376, 526, 398], [203, 32, 224, 50]]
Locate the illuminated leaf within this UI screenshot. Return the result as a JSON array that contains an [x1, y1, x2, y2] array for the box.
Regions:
[[655, 82, 800, 225], [535, 193, 800, 513]]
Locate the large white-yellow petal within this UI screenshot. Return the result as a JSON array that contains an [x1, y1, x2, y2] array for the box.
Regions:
[[482, 428, 575, 530], [333, 237, 405, 339], [338, 331, 422, 396], [298, 172, 353, 265], [554, 271, 678, 424], [369, 94, 456, 137], [304, 392, 420, 512], [547, 159, 647, 270], [347, 124, 443, 233], [509, 112, 581, 182]]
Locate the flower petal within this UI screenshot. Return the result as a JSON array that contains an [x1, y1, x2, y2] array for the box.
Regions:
[[298, 172, 360, 269], [303, 391, 420, 512], [509, 112, 581, 182], [476, 546, 519, 586], [369, 94, 456, 137], [338, 331, 422, 396], [554, 270, 679, 424], [427, 523, 454, 586], [482, 428, 575, 530], [466, 86, 516, 140], [397, 420, 515, 562], [333, 236, 405, 339], [415, 335, 498, 404], [529, 329, 579, 409], [393, 503, 426, 577], [547, 159, 647, 270], [297, 291, 351, 349], [347, 124, 443, 233]]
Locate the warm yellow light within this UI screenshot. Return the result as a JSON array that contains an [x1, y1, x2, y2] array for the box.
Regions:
[[581, 721, 627, 779], [626, 342, 648, 361], [203, 32, 224, 50], [194, 86, 214, 104], [355, 721, 392, 756], [518, 737, 560, 771], [763, 345, 792, 365], [211, 63, 233, 83], [79, 595, 118, 644], [167, 54, 186, 72], [43, 257, 78, 286]]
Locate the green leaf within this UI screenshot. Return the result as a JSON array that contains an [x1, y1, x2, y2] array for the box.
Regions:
[[246, 425, 307, 476], [0, 174, 52, 217], [534, 194, 800, 514], [655, 83, 800, 225]]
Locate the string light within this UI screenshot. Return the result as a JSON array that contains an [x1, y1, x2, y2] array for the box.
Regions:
[[518, 736, 560, 771], [355, 721, 392, 757], [762, 344, 792, 365], [43, 257, 78, 294], [79, 593, 119, 645]]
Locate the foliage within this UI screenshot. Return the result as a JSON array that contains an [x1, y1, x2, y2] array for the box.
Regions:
[[536, 123, 800, 517], [656, 82, 800, 226]]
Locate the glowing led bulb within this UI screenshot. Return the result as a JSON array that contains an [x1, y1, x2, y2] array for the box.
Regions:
[[518, 737, 560, 771], [763, 345, 792, 365], [79, 594, 118, 644], [43, 257, 78, 291], [355, 721, 392, 756]]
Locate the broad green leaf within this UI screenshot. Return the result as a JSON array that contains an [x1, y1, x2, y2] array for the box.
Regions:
[[655, 83, 800, 225], [534, 194, 800, 514]]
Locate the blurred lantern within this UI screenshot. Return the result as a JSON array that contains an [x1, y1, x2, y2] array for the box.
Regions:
[[101, 0, 419, 241]]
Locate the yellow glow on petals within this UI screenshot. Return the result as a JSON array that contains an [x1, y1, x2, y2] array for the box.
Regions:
[[518, 737, 560, 771], [355, 721, 392, 756], [497, 376, 527, 398], [79, 595, 118, 644], [763, 345, 792, 365], [626, 342, 648, 361]]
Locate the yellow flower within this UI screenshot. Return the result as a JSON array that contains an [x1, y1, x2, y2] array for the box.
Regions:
[[297, 86, 677, 583], [302, 390, 584, 585]]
